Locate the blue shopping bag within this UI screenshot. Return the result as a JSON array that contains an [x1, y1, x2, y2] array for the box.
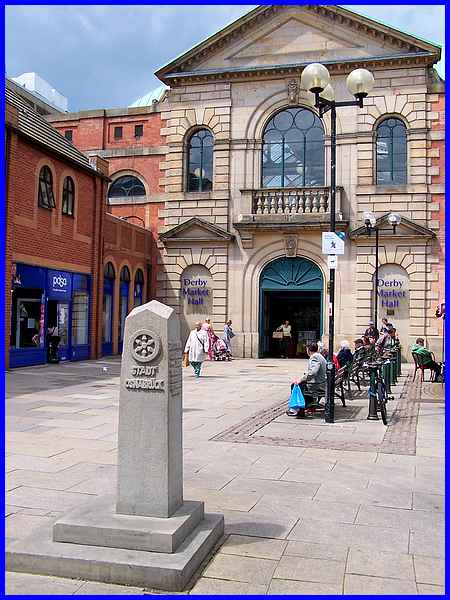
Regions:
[[288, 383, 305, 409]]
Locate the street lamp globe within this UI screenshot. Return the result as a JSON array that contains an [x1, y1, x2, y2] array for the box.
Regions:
[[320, 84, 335, 102], [387, 212, 402, 227], [301, 63, 331, 93], [346, 68, 375, 99]]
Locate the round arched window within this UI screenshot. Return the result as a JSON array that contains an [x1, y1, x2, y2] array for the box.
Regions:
[[375, 118, 407, 185], [104, 262, 115, 279], [108, 175, 146, 198], [262, 107, 325, 188], [186, 129, 213, 192]]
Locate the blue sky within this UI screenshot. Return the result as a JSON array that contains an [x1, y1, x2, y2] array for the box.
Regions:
[[5, 4, 445, 112]]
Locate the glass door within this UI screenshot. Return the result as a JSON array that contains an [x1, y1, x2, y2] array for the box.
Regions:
[[57, 302, 70, 361]]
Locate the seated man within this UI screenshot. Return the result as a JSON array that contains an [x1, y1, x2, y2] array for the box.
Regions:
[[376, 327, 399, 354], [337, 340, 353, 368], [287, 342, 327, 417], [364, 321, 379, 340], [411, 337, 441, 380]]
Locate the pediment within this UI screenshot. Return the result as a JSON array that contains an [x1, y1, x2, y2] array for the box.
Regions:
[[350, 214, 436, 240], [156, 5, 440, 82], [159, 217, 234, 244]]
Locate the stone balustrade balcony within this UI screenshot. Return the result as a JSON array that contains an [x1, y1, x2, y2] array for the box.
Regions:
[[235, 186, 345, 232]]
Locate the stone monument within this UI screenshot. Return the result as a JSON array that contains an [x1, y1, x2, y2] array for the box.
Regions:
[[7, 301, 224, 591]]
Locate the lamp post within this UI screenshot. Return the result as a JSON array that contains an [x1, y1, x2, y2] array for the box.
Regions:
[[301, 63, 374, 424], [364, 211, 402, 328]]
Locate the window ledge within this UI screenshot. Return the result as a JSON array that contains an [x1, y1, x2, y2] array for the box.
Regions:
[[356, 184, 427, 195]]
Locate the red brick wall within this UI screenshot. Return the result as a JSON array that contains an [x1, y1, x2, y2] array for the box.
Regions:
[[5, 124, 107, 366]]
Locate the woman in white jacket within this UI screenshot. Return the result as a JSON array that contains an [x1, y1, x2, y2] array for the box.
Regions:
[[184, 322, 209, 377]]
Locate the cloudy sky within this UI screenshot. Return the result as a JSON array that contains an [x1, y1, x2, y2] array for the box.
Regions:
[[6, 4, 445, 112]]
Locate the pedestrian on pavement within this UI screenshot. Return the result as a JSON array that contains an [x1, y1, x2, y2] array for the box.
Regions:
[[201, 318, 217, 361], [221, 319, 235, 359], [276, 319, 292, 358], [184, 322, 209, 378], [411, 337, 441, 380]]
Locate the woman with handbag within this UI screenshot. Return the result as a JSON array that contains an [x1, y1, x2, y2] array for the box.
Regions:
[[184, 322, 209, 378]]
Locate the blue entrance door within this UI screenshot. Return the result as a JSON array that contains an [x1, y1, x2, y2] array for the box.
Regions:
[[259, 257, 324, 358]]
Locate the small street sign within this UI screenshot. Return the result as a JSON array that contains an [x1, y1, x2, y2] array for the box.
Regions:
[[327, 255, 338, 269], [322, 232, 345, 255]]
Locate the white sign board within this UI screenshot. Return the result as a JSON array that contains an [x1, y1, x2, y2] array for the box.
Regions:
[[322, 232, 345, 255], [327, 255, 338, 269]]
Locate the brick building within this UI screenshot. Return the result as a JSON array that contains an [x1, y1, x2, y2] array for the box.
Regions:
[[153, 5, 445, 357], [47, 95, 167, 298], [5, 87, 153, 367]]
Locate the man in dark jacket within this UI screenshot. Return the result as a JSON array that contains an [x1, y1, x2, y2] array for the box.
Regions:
[[364, 321, 379, 340]]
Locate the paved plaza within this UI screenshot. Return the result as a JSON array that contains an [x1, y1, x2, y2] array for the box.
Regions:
[[6, 358, 445, 595]]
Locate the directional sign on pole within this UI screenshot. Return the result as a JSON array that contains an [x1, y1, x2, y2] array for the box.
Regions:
[[327, 255, 338, 269], [322, 232, 345, 255]]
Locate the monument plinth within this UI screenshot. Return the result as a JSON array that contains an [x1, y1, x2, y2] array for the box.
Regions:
[[7, 301, 224, 591]]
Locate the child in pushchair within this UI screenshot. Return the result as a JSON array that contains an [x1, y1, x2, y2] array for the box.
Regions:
[[213, 337, 232, 361]]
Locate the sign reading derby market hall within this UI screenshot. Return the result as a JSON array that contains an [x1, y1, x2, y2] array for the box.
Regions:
[[155, 5, 444, 359]]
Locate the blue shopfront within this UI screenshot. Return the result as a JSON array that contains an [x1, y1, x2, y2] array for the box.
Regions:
[[9, 263, 91, 368]]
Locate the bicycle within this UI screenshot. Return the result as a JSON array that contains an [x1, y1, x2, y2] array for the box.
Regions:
[[365, 360, 392, 425]]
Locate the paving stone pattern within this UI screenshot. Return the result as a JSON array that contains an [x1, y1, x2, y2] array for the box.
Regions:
[[6, 358, 445, 595]]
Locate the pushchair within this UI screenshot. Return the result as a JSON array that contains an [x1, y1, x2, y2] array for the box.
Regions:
[[213, 338, 232, 361]]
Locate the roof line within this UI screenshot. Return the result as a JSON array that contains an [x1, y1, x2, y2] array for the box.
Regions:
[[163, 51, 435, 79]]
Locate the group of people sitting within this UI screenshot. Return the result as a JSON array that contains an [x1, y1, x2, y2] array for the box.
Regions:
[[183, 319, 235, 377]]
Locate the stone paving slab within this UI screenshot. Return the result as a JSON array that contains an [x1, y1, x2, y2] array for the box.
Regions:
[[5, 358, 445, 595]]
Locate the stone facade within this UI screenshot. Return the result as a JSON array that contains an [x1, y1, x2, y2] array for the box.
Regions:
[[153, 5, 444, 359]]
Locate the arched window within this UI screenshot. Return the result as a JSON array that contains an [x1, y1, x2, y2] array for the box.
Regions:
[[108, 175, 146, 198], [186, 129, 213, 192], [118, 266, 131, 351], [262, 107, 324, 188], [120, 266, 131, 282], [134, 269, 144, 307], [38, 166, 56, 208], [375, 118, 407, 185], [104, 262, 115, 279], [62, 176, 75, 216]]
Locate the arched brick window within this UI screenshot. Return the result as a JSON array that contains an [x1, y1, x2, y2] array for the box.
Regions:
[[38, 166, 56, 208], [62, 176, 75, 216]]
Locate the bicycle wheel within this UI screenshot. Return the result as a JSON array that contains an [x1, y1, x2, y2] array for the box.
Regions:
[[377, 382, 388, 425]]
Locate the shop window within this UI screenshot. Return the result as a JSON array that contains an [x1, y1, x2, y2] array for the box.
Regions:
[[186, 129, 213, 192], [114, 126, 123, 140], [135, 124, 143, 138], [62, 176, 75, 216], [64, 130, 73, 142], [134, 269, 144, 307], [38, 166, 56, 209], [262, 107, 325, 188], [108, 175, 146, 199], [375, 118, 407, 185], [72, 293, 89, 345], [11, 290, 44, 349]]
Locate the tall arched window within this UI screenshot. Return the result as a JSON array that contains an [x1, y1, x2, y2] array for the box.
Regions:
[[186, 129, 213, 192], [375, 118, 407, 185], [38, 166, 56, 208], [108, 175, 146, 198], [118, 266, 131, 353], [62, 176, 75, 216], [134, 269, 144, 307], [262, 107, 324, 188], [102, 262, 116, 355]]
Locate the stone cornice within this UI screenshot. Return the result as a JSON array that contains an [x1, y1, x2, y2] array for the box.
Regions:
[[156, 4, 440, 84], [163, 53, 435, 86]]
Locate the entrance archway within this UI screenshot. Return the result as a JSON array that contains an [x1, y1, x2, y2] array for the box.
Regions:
[[259, 257, 324, 358]]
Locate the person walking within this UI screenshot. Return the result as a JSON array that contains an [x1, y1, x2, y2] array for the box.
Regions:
[[201, 318, 216, 360], [184, 322, 209, 378], [222, 319, 235, 359], [276, 320, 292, 358]]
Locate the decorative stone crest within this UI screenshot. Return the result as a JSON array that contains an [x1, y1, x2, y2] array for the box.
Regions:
[[284, 235, 298, 257], [287, 79, 300, 104], [130, 329, 160, 363]]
